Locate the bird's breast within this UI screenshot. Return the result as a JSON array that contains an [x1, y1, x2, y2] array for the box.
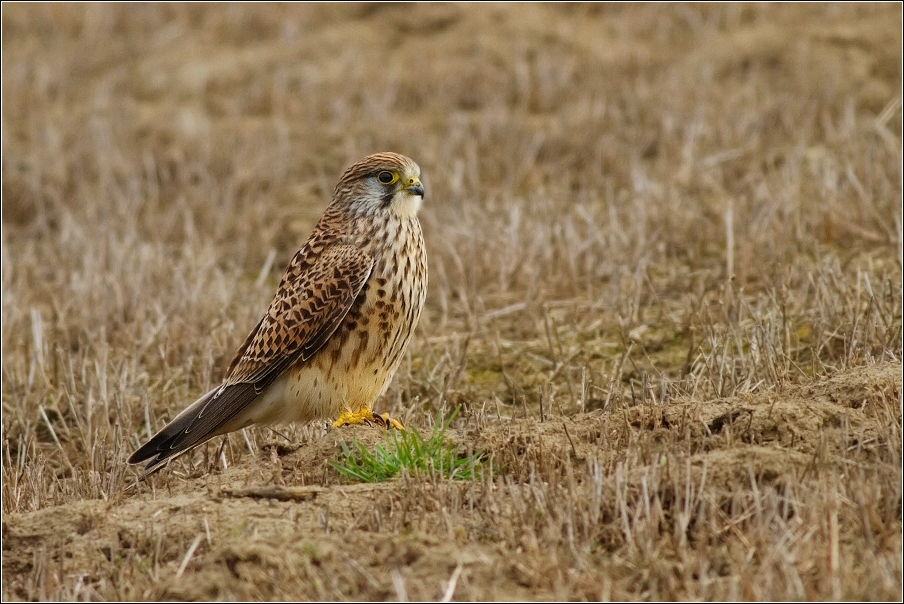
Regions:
[[350, 216, 427, 371], [300, 215, 427, 413]]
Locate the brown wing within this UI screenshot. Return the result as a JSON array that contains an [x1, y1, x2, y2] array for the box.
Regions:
[[224, 242, 374, 385], [128, 243, 374, 473]]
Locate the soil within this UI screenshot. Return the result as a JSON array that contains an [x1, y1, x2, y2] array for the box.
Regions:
[[3, 362, 900, 600]]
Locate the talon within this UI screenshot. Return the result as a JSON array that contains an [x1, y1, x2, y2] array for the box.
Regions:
[[374, 413, 405, 430], [333, 409, 372, 427], [379, 413, 405, 430], [333, 409, 405, 430]]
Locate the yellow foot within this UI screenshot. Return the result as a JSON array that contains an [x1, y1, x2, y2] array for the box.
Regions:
[[333, 409, 405, 430]]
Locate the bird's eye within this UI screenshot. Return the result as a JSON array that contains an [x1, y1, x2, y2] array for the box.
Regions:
[[377, 171, 398, 185]]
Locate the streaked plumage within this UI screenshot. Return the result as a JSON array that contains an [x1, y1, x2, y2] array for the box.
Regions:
[[129, 152, 428, 474]]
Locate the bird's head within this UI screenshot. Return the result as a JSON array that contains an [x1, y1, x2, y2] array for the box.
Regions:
[[333, 152, 424, 219]]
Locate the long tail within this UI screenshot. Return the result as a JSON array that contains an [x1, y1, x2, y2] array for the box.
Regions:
[[128, 382, 257, 475]]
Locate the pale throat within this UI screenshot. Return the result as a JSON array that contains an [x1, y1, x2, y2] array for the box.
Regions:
[[390, 192, 423, 218]]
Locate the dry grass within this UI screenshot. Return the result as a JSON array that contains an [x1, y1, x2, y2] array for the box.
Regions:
[[2, 3, 901, 601]]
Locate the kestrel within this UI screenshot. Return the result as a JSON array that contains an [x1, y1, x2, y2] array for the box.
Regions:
[[129, 152, 428, 474]]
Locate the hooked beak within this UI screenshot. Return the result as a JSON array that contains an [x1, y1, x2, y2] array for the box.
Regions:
[[405, 178, 425, 198]]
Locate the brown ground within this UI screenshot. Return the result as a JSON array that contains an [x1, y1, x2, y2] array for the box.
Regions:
[[2, 4, 902, 601]]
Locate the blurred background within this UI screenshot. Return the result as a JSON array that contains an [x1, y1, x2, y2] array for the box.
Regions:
[[3, 0, 901, 478], [2, 4, 901, 600]]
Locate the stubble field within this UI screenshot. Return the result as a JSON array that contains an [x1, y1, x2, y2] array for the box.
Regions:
[[2, 3, 902, 601]]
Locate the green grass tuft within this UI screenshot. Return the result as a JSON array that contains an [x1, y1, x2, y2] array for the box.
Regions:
[[331, 411, 482, 482]]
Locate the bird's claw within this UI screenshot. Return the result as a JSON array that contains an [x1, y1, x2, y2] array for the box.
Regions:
[[333, 409, 405, 430], [372, 412, 405, 430]]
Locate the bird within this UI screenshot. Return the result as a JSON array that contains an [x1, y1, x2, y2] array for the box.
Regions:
[[129, 152, 428, 475]]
